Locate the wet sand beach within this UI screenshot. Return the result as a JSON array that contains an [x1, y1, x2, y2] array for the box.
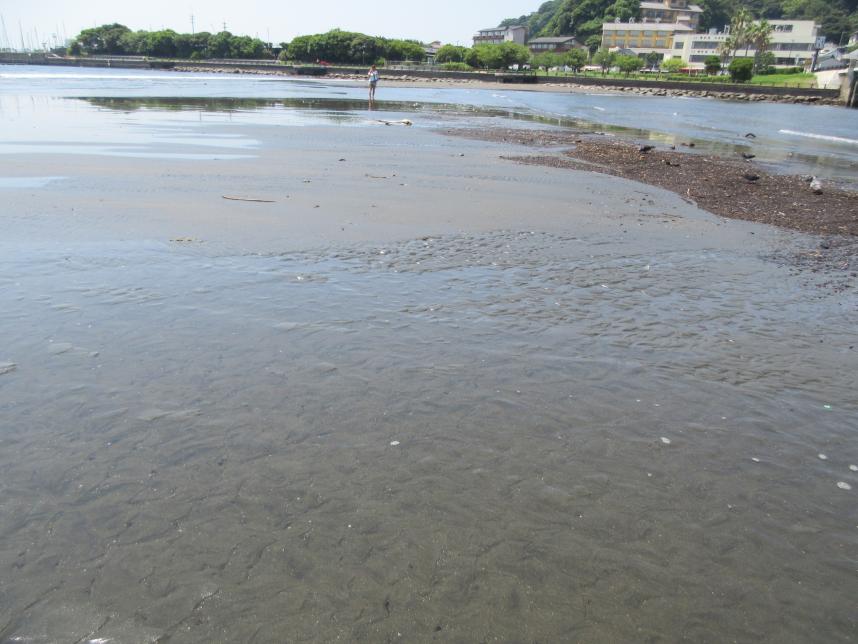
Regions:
[[1, 76, 858, 643]]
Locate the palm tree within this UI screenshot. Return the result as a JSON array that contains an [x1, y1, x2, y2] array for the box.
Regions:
[[729, 8, 753, 58], [748, 20, 773, 72], [719, 35, 735, 64]]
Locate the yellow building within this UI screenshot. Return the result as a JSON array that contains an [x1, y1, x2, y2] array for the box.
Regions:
[[600, 21, 692, 57]]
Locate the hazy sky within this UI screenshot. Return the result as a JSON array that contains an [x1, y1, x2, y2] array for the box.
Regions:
[[0, 0, 537, 49]]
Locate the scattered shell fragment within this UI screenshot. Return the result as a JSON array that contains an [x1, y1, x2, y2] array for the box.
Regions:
[[849, 465, 858, 472], [836, 482, 852, 491], [751, 457, 760, 463], [818, 453, 828, 460], [390, 441, 400, 447], [660, 437, 671, 445]]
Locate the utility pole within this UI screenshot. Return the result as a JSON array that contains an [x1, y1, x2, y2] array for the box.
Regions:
[[223, 21, 227, 33], [191, 14, 195, 35]]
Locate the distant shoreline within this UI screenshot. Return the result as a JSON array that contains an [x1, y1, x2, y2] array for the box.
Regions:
[[0, 54, 842, 106]]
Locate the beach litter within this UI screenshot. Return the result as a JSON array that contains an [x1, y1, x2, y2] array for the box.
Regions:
[[222, 195, 276, 203], [0, 362, 16, 376], [390, 441, 400, 447], [809, 177, 823, 194], [376, 119, 412, 126]]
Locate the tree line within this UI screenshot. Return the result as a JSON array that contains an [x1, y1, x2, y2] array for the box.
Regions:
[[68, 24, 270, 59], [282, 29, 425, 64]]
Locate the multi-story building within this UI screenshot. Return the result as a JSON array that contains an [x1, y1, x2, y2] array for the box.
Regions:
[[672, 20, 821, 68], [601, 21, 693, 58], [527, 36, 582, 54], [639, 0, 703, 30], [473, 25, 527, 46]]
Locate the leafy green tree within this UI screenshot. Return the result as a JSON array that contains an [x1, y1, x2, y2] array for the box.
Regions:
[[118, 30, 147, 55], [728, 57, 755, 81], [468, 44, 502, 68], [756, 50, 776, 72], [661, 57, 685, 73], [532, 51, 564, 68], [615, 54, 644, 75], [584, 34, 602, 54], [435, 44, 469, 63], [499, 42, 532, 67], [206, 31, 234, 58], [564, 48, 588, 70], [592, 48, 616, 73], [144, 30, 178, 57], [435, 45, 468, 63], [645, 51, 662, 69], [704, 54, 722, 74], [286, 29, 423, 64], [387, 39, 425, 62], [75, 23, 131, 54]]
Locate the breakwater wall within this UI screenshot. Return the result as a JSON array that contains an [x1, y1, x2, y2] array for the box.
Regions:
[[843, 66, 857, 108]]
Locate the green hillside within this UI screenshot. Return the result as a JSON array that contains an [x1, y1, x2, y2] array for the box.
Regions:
[[500, 0, 858, 45]]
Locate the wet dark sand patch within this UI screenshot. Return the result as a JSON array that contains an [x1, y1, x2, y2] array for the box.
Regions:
[[443, 127, 858, 237]]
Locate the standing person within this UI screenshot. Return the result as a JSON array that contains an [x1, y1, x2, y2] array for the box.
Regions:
[[367, 64, 379, 102]]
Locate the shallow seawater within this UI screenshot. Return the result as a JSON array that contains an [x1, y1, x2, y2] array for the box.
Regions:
[[2, 64, 858, 182], [1, 230, 857, 642], [1, 65, 858, 643]]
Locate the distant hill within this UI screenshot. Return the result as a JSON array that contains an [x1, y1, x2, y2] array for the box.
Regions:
[[500, 0, 858, 45]]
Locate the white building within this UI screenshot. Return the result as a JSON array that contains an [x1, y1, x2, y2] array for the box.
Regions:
[[672, 20, 821, 68], [473, 25, 527, 46], [639, 0, 703, 30]]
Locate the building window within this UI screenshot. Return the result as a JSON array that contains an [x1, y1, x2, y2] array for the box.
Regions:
[[643, 30, 654, 36], [674, 41, 684, 49]]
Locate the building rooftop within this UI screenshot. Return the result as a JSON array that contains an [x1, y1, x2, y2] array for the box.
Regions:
[[477, 25, 524, 32], [527, 36, 578, 44], [602, 22, 693, 31], [640, 2, 703, 11]]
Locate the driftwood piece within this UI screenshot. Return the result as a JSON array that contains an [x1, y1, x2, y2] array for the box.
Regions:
[[222, 195, 276, 203]]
